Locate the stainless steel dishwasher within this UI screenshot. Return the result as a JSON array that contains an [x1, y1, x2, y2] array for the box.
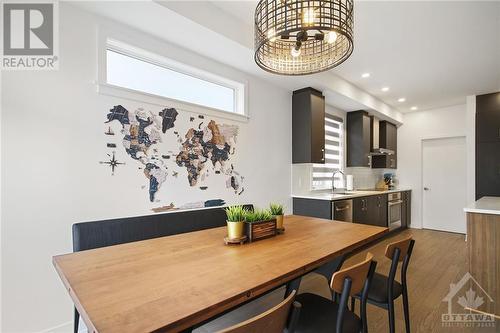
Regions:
[[332, 199, 353, 222]]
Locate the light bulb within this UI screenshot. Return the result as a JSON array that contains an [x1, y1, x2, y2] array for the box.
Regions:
[[302, 7, 316, 25], [291, 46, 301, 57], [326, 31, 338, 44], [267, 28, 277, 42]]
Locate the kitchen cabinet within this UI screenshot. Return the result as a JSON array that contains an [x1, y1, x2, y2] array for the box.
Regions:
[[353, 197, 369, 224], [293, 197, 331, 219], [379, 121, 397, 150], [353, 195, 387, 227], [292, 87, 325, 164], [401, 190, 411, 228], [476, 92, 500, 200], [476, 142, 500, 199], [347, 111, 371, 167], [476, 92, 500, 144], [371, 121, 397, 169]]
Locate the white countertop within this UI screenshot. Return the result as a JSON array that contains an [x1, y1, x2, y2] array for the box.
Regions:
[[292, 188, 411, 201], [464, 196, 500, 215]]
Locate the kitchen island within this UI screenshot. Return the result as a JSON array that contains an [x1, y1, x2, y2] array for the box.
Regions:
[[464, 197, 500, 317]]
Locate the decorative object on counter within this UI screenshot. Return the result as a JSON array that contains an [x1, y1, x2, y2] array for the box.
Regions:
[[245, 208, 277, 242], [224, 205, 247, 243], [384, 173, 396, 189], [254, 0, 354, 75], [376, 179, 389, 190], [270, 203, 285, 234], [346, 175, 354, 191]]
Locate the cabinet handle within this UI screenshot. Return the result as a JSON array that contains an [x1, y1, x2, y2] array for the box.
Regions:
[[322, 148, 325, 161]]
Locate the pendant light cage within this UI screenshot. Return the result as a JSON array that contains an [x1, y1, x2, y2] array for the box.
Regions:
[[255, 0, 354, 75]]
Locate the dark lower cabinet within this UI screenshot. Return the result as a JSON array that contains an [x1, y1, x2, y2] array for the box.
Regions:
[[353, 197, 369, 224], [401, 191, 411, 228], [353, 195, 387, 227], [293, 192, 407, 229], [293, 198, 332, 219]]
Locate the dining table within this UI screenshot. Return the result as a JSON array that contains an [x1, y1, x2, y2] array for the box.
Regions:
[[53, 215, 388, 333]]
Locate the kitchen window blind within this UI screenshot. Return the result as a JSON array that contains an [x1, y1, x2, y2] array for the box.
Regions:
[[312, 114, 344, 190]]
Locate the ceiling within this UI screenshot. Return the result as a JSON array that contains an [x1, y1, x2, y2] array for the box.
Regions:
[[207, 0, 500, 113], [73, 0, 499, 117]]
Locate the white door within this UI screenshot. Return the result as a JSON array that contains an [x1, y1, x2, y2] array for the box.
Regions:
[[422, 137, 467, 233]]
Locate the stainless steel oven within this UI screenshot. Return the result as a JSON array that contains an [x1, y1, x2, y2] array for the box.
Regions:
[[387, 192, 403, 230]]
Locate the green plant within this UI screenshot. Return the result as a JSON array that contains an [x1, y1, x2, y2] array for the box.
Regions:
[[269, 203, 284, 216], [225, 205, 246, 222], [244, 208, 273, 223]]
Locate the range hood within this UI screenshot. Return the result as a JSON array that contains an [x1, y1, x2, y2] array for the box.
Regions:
[[369, 118, 395, 155]]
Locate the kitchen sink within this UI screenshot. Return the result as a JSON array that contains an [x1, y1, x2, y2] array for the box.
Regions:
[[331, 191, 359, 195]]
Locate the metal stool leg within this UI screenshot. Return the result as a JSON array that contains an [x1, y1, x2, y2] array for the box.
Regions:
[[74, 308, 80, 333], [403, 288, 411, 333]]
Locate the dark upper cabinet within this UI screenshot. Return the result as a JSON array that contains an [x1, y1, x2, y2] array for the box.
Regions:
[[476, 141, 500, 199], [372, 121, 397, 169], [292, 88, 326, 164], [476, 92, 500, 143], [379, 121, 397, 151], [353, 195, 387, 227], [476, 92, 500, 199], [347, 111, 371, 167]]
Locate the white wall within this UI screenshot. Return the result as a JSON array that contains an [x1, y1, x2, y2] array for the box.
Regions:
[[397, 104, 470, 229], [1, 3, 292, 332]]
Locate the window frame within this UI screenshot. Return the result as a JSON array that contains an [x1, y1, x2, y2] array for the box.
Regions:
[[97, 29, 248, 122], [311, 113, 346, 190]]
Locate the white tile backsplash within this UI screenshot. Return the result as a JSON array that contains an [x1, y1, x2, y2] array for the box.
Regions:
[[292, 164, 394, 195]]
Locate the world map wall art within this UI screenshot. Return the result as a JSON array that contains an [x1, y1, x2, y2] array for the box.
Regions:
[[100, 103, 244, 213]]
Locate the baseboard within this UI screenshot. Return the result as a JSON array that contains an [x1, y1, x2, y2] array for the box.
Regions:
[[38, 319, 87, 333]]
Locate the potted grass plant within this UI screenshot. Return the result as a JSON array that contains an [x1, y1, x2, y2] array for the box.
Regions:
[[225, 205, 246, 240], [269, 203, 284, 230], [244, 208, 277, 242]]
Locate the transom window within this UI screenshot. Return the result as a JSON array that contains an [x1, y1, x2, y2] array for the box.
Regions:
[[312, 114, 345, 190], [103, 39, 246, 116]]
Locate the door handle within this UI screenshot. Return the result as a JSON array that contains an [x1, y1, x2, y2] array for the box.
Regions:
[[424, 187, 429, 191]]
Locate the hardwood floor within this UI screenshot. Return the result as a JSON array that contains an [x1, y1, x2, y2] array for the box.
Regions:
[[196, 229, 498, 333]]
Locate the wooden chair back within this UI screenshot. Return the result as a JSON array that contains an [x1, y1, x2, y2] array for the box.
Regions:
[[385, 237, 413, 262], [218, 290, 300, 333], [330, 253, 374, 296]]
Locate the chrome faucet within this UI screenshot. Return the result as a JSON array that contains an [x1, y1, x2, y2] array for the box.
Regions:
[[332, 169, 346, 193]]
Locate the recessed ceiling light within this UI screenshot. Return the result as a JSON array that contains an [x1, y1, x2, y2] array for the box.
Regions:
[[361, 73, 370, 78], [381, 87, 390, 92], [410, 106, 418, 111], [398, 97, 406, 103]]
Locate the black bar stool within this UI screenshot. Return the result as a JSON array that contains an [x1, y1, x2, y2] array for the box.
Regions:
[[352, 237, 416, 333], [294, 253, 377, 333]]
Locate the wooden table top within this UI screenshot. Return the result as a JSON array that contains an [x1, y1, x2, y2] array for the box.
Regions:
[[53, 215, 387, 333]]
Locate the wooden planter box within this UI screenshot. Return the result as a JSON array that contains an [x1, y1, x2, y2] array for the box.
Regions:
[[245, 219, 277, 242]]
